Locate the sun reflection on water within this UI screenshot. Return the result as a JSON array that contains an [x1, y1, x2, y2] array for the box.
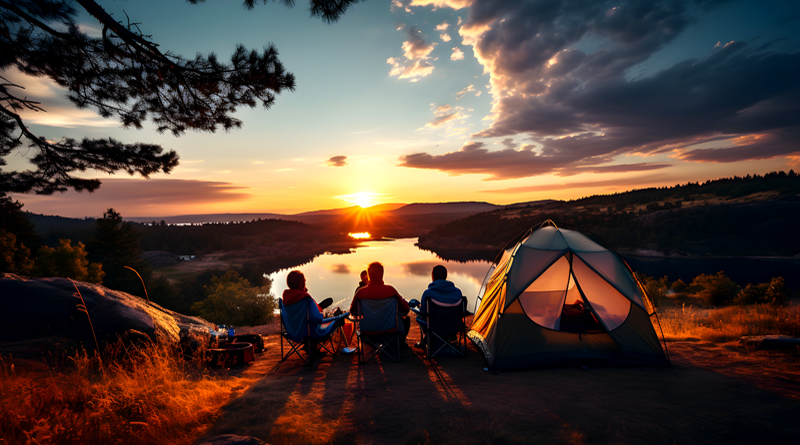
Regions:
[[348, 232, 371, 239]]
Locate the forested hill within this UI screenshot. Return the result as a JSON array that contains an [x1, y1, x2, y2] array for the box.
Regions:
[[418, 171, 800, 258], [25, 214, 353, 255]]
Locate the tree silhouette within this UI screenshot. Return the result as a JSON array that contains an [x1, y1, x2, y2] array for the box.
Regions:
[[90, 208, 146, 294], [1, 0, 360, 194]]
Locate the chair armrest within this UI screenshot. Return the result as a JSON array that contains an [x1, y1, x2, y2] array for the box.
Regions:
[[346, 314, 362, 322], [321, 312, 351, 324], [411, 308, 429, 317]]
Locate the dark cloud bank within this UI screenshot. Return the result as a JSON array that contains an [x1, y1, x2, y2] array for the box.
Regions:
[[400, 0, 800, 179]]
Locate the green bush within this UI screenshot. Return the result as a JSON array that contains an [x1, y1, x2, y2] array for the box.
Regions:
[[735, 277, 787, 306], [191, 270, 276, 326], [690, 271, 740, 307]]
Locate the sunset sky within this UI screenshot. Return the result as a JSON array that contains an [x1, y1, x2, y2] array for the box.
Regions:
[[8, 0, 800, 218]]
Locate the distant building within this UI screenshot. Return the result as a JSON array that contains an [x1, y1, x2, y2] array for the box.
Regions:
[[178, 255, 195, 261]]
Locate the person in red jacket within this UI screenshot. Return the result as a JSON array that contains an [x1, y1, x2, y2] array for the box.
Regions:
[[350, 262, 411, 346]]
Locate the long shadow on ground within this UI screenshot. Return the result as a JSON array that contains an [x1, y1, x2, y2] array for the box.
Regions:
[[200, 332, 800, 445]]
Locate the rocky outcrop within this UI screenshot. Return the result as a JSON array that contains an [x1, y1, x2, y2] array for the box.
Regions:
[[0, 273, 212, 347]]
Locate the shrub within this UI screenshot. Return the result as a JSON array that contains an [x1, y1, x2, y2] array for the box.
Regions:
[[690, 271, 740, 306], [33, 239, 105, 283], [0, 229, 34, 275], [636, 273, 669, 307], [192, 270, 276, 326], [671, 279, 688, 293], [735, 277, 787, 306]]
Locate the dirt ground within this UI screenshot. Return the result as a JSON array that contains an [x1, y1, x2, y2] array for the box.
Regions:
[[201, 324, 800, 445]]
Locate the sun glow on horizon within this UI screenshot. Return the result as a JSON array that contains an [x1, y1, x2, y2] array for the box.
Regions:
[[335, 191, 386, 208]]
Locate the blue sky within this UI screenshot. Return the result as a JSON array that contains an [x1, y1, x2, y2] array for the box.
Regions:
[[8, 0, 800, 217]]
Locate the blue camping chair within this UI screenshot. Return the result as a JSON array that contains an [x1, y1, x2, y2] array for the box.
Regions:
[[279, 297, 349, 365], [412, 296, 468, 359], [350, 297, 404, 364]]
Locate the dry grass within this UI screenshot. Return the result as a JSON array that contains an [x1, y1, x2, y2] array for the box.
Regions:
[[0, 338, 250, 445], [658, 304, 800, 342]]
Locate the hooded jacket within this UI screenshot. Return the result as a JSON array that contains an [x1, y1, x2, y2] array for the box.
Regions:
[[420, 279, 463, 312]]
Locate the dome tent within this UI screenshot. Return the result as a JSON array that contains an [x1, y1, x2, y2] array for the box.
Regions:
[[468, 221, 669, 370]]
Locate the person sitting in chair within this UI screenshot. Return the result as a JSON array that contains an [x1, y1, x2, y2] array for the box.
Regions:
[[354, 269, 369, 294], [282, 270, 337, 353], [413, 265, 464, 348], [350, 262, 411, 346], [283, 270, 333, 311]]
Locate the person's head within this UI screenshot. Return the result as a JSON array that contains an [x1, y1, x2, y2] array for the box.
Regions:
[[360, 269, 368, 282], [432, 265, 447, 281], [367, 262, 384, 282], [286, 270, 306, 290]]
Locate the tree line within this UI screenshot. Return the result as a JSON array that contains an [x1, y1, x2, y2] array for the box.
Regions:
[[419, 171, 800, 257], [2, 195, 278, 326]]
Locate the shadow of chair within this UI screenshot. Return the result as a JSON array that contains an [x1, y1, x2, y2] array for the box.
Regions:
[[279, 297, 349, 365], [350, 298, 404, 364], [414, 296, 468, 359]]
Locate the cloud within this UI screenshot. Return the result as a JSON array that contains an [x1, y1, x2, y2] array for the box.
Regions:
[[455, 84, 475, 99], [5, 68, 119, 129], [399, 141, 671, 180], [425, 113, 460, 128], [440, 33, 452, 42], [676, 129, 800, 163], [12, 179, 252, 217], [401, 26, 435, 59], [388, 26, 437, 81], [408, 0, 473, 9], [395, 21, 406, 31], [451, 47, 465, 60], [435, 22, 449, 31], [480, 175, 671, 194], [422, 104, 468, 130], [326, 155, 348, 167], [399, 0, 800, 177]]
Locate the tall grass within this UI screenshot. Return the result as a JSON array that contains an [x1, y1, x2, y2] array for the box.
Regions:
[[658, 304, 800, 342], [0, 338, 242, 445]]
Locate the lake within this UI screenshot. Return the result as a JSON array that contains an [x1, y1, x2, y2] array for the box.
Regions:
[[267, 238, 492, 312], [268, 238, 800, 312]]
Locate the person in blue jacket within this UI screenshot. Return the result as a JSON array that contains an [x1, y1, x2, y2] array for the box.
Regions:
[[415, 265, 464, 348], [420, 265, 463, 311]]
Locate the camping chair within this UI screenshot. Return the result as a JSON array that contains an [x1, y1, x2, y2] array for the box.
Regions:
[[279, 298, 349, 365], [351, 298, 404, 364], [413, 297, 468, 359]]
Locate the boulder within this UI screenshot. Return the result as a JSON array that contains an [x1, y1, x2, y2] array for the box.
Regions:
[[0, 274, 212, 348]]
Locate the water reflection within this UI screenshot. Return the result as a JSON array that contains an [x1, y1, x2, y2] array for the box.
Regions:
[[269, 238, 492, 311]]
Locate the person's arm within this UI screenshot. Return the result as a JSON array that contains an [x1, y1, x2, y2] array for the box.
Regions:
[[349, 292, 360, 317], [394, 288, 410, 315]]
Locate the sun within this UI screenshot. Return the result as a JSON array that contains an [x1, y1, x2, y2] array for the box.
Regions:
[[336, 191, 382, 208], [353, 193, 372, 208]]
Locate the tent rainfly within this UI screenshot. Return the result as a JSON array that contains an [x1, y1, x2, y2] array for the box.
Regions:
[[469, 222, 669, 370]]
